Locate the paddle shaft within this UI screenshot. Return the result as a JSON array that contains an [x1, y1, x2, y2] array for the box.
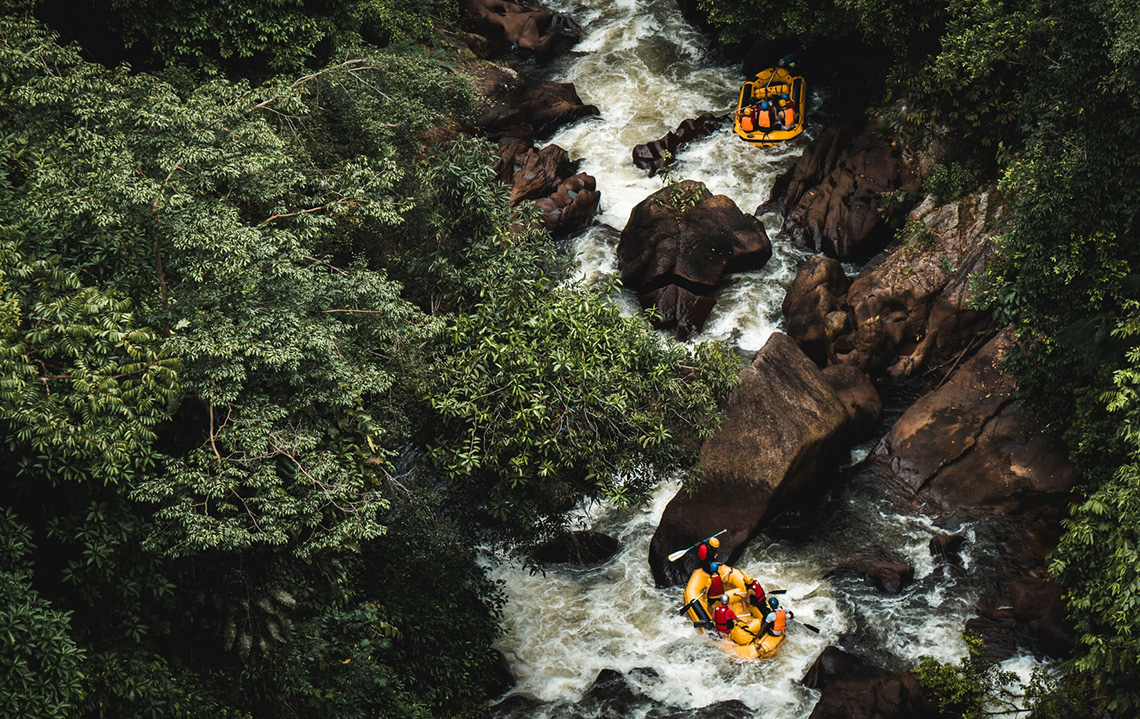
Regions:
[[793, 617, 820, 634]]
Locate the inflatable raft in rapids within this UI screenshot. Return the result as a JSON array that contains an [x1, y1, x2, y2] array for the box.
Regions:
[[682, 565, 785, 660]]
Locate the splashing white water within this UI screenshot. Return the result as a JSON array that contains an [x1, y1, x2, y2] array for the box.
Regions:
[[536, 0, 818, 353], [488, 480, 837, 712]]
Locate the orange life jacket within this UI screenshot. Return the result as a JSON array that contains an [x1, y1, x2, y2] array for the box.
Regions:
[[741, 113, 756, 132], [768, 608, 787, 635], [782, 107, 795, 126], [757, 110, 772, 129]]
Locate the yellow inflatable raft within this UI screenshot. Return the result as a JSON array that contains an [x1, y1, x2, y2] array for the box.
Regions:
[[682, 565, 786, 660], [732, 67, 806, 147]]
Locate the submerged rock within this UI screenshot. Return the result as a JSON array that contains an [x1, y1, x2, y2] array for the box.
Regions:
[[648, 333, 850, 585], [533, 530, 619, 566], [828, 559, 915, 595], [632, 112, 728, 176]]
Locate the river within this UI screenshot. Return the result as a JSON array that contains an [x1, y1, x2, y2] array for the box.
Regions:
[[486, 1, 1046, 716]]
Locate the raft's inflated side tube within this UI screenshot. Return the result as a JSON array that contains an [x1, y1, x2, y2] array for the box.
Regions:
[[682, 566, 786, 660]]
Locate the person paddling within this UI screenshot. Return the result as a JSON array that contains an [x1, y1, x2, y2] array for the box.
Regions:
[[712, 594, 738, 636], [746, 579, 767, 612], [763, 596, 793, 637], [706, 561, 726, 604], [696, 536, 719, 572]]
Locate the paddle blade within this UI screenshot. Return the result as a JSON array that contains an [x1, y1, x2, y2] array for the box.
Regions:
[[798, 620, 820, 634], [667, 548, 691, 562], [768, 589, 787, 595]]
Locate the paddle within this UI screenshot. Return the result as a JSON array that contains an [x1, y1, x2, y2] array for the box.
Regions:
[[792, 617, 820, 634], [667, 529, 726, 563]]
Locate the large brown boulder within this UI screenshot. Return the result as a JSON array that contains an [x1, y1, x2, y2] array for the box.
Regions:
[[495, 137, 600, 237], [872, 329, 1077, 515], [782, 255, 851, 366], [618, 181, 771, 340], [533, 172, 601, 236], [462, 0, 582, 61], [478, 79, 600, 144], [803, 647, 934, 719], [836, 190, 1006, 376], [783, 189, 1005, 379], [1009, 575, 1073, 656], [821, 364, 882, 442], [969, 572, 1074, 660], [632, 112, 728, 176], [648, 333, 849, 585], [775, 123, 921, 260]]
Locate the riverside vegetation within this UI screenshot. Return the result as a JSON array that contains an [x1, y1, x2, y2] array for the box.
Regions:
[[0, 1, 737, 716], [1, 0, 1138, 717]]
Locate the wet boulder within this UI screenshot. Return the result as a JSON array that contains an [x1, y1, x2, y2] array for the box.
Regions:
[[618, 181, 771, 340], [821, 364, 881, 442], [497, 140, 570, 203], [482, 649, 516, 701], [533, 530, 619, 566], [829, 559, 915, 595], [533, 172, 601, 236], [647, 700, 755, 719], [488, 693, 545, 719], [495, 138, 600, 236], [462, 0, 583, 61], [648, 333, 850, 585], [969, 572, 1074, 661], [580, 669, 641, 717], [774, 123, 921, 260], [783, 189, 1007, 380], [478, 79, 600, 144], [802, 647, 933, 719], [887, 232, 997, 380], [929, 533, 968, 566], [873, 329, 1077, 515], [835, 190, 1005, 377], [782, 255, 851, 367], [1009, 575, 1073, 656], [632, 112, 728, 176]]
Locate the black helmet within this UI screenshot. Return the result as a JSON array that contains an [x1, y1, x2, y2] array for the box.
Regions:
[[768, 597, 779, 610]]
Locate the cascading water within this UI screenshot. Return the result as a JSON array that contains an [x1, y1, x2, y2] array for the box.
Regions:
[[486, 1, 1048, 716], [535, 0, 815, 353]]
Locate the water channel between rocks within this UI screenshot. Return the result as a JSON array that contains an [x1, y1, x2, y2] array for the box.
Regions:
[[485, 1, 1047, 716]]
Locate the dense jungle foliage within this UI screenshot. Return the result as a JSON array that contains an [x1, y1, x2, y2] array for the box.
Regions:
[[699, 0, 1140, 713], [0, 0, 739, 716]]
